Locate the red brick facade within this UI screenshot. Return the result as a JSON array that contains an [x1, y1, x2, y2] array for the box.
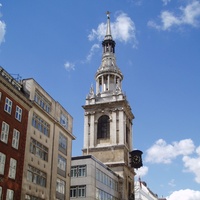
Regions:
[[0, 71, 32, 200]]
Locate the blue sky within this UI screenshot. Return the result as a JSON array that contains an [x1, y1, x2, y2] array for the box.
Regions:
[[0, 0, 200, 199]]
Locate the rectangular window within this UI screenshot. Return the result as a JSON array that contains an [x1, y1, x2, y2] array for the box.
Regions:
[[12, 129, 20, 149], [58, 154, 66, 172], [70, 166, 77, 177], [70, 187, 77, 198], [78, 186, 86, 197], [1, 121, 9, 143], [8, 158, 17, 179], [34, 90, 51, 113], [70, 165, 86, 177], [15, 106, 22, 121], [60, 113, 68, 129], [78, 165, 86, 177], [59, 133, 67, 155], [30, 138, 48, 161], [25, 194, 43, 200], [4, 97, 12, 114], [0, 152, 6, 175], [27, 165, 47, 187], [6, 189, 14, 200], [70, 186, 86, 198], [32, 113, 50, 137], [0, 92, 2, 101], [56, 178, 65, 195]]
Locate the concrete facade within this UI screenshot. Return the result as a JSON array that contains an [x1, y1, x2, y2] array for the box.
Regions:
[[21, 78, 75, 200], [70, 155, 120, 200]]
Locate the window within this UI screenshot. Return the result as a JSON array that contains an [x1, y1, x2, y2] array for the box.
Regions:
[[71, 165, 86, 177], [34, 90, 51, 113], [4, 97, 12, 114], [56, 178, 65, 195], [60, 113, 68, 129], [78, 165, 86, 177], [32, 113, 50, 136], [12, 129, 20, 149], [96, 168, 118, 191], [30, 138, 48, 161], [15, 106, 22, 121], [97, 115, 110, 139], [8, 158, 17, 179], [27, 165, 46, 187], [25, 194, 43, 200], [58, 154, 66, 174], [1, 121, 9, 143], [70, 187, 77, 198], [78, 186, 86, 197], [59, 133, 67, 154], [70, 186, 86, 198], [6, 189, 14, 200], [0, 152, 6, 174], [0, 92, 2, 101], [96, 188, 117, 200]]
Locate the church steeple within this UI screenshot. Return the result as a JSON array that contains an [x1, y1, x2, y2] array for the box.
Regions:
[[83, 13, 135, 199], [89, 12, 123, 98]]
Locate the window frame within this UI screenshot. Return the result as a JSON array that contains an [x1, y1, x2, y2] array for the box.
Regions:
[[97, 115, 110, 139], [27, 165, 47, 187], [12, 129, 20, 149], [6, 189, 14, 200], [29, 138, 48, 162], [15, 106, 22, 121], [56, 178, 66, 195], [1, 121, 9, 144], [8, 158, 17, 179], [4, 97, 12, 114], [59, 133, 67, 155], [0, 152, 6, 175]]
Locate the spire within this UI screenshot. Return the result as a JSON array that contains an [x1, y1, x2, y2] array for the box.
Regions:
[[104, 11, 112, 40]]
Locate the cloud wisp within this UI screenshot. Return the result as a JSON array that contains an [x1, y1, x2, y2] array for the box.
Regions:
[[148, 0, 200, 31], [0, 4, 6, 45], [64, 61, 75, 72]]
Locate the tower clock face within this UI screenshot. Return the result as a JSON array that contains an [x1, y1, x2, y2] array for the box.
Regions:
[[132, 155, 141, 164]]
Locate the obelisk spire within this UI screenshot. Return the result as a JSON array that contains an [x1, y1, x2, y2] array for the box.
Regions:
[[104, 11, 112, 40]]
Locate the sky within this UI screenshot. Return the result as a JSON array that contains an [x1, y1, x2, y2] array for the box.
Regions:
[[0, 0, 200, 199]]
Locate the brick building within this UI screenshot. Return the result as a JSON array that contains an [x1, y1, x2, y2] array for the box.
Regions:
[[0, 66, 32, 199]]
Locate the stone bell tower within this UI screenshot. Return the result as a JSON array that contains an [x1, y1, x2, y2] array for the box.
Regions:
[[82, 12, 135, 199]]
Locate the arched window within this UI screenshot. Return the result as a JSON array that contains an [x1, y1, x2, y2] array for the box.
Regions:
[[97, 115, 110, 139]]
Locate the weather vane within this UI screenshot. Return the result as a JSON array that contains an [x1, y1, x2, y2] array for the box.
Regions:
[[106, 11, 111, 18]]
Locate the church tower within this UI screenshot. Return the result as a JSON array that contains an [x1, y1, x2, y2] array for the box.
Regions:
[[82, 12, 135, 199]]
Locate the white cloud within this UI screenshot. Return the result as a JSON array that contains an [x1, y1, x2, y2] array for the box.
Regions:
[[64, 61, 75, 71], [167, 189, 200, 200], [88, 12, 138, 48], [162, 0, 171, 6], [135, 166, 148, 178], [86, 43, 100, 62], [145, 139, 195, 164], [0, 5, 6, 45], [182, 146, 200, 183], [148, 0, 200, 31], [168, 179, 176, 187]]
